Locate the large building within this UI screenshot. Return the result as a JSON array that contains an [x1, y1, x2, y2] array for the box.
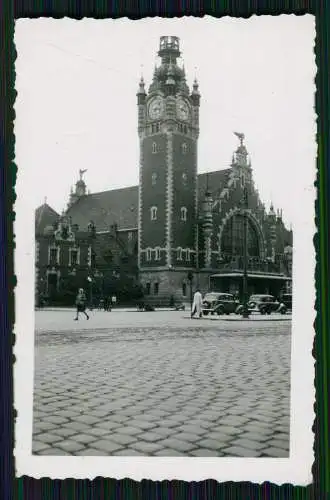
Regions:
[[35, 36, 292, 306]]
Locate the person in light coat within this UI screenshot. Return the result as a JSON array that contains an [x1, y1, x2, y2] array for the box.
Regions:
[[191, 288, 203, 318]]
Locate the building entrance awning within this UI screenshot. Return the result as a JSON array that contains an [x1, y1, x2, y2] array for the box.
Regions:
[[210, 273, 291, 281]]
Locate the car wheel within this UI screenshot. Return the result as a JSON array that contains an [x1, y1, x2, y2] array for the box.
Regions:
[[217, 308, 224, 316], [260, 308, 266, 315], [203, 311, 209, 316], [280, 307, 287, 315]]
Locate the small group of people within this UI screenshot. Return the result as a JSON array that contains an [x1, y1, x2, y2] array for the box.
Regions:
[[74, 289, 118, 320], [98, 295, 117, 311]]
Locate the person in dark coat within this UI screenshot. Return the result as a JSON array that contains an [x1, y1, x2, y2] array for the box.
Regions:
[[74, 288, 89, 321]]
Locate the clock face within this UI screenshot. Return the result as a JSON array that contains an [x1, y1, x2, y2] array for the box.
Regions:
[[148, 97, 164, 119], [177, 99, 190, 121]]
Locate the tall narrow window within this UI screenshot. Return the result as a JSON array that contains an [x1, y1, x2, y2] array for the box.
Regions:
[[177, 248, 183, 261], [154, 282, 159, 295], [150, 206, 158, 221], [49, 246, 59, 266], [146, 282, 151, 295], [182, 282, 187, 297], [155, 247, 161, 260], [182, 172, 188, 186], [69, 248, 78, 267], [182, 142, 187, 154], [146, 248, 152, 261], [152, 173, 157, 186], [180, 207, 187, 221], [152, 142, 157, 153]]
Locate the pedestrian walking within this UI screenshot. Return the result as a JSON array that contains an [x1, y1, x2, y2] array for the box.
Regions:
[[191, 288, 203, 318], [74, 288, 89, 321]]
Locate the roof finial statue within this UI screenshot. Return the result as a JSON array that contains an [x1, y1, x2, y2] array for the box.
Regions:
[[79, 169, 87, 181], [44, 196, 47, 205], [234, 131, 245, 146]]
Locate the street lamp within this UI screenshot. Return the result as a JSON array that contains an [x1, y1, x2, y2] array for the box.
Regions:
[[242, 186, 249, 318], [187, 271, 193, 314]]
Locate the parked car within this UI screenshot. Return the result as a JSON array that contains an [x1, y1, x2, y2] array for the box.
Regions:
[[236, 294, 282, 315], [202, 292, 239, 316], [279, 293, 292, 312]]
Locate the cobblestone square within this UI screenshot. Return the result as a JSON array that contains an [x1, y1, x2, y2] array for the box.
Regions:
[[32, 310, 291, 457]]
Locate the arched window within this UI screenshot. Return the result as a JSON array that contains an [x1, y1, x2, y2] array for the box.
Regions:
[[177, 247, 183, 261], [152, 173, 157, 186], [150, 206, 158, 221], [180, 207, 187, 221], [152, 142, 157, 154], [221, 214, 260, 258], [181, 143, 187, 154]]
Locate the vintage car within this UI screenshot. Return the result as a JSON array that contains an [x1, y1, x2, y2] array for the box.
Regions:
[[236, 294, 283, 315], [279, 293, 292, 312], [202, 292, 239, 316]]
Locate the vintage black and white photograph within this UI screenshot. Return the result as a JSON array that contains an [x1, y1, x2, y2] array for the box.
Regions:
[[14, 16, 315, 483]]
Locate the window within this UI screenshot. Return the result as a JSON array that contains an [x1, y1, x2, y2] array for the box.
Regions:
[[177, 247, 183, 261], [181, 249, 187, 260], [152, 142, 157, 153], [182, 172, 188, 186], [182, 282, 187, 297], [180, 207, 187, 221], [221, 214, 260, 258], [154, 282, 159, 295], [146, 248, 152, 261], [49, 247, 59, 266], [152, 123, 160, 134], [182, 143, 187, 154], [70, 248, 78, 266], [152, 173, 157, 186], [155, 247, 161, 260], [146, 282, 151, 295], [150, 206, 158, 221]]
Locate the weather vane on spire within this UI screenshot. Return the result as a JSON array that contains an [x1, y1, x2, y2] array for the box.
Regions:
[[234, 131, 245, 146], [79, 169, 87, 181]]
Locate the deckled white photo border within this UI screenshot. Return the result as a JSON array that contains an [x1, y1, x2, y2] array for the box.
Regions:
[[13, 15, 316, 484]]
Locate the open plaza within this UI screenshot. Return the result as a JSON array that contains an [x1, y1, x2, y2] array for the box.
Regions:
[[32, 308, 292, 457]]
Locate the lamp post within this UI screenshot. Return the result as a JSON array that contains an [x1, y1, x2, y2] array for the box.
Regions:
[[242, 186, 250, 318], [187, 271, 193, 313]]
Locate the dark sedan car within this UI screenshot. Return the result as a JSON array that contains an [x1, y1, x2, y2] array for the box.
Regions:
[[279, 293, 292, 312], [202, 292, 239, 316], [236, 294, 283, 315]]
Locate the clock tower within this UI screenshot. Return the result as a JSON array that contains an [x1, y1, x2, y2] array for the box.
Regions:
[[137, 36, 201, 300]]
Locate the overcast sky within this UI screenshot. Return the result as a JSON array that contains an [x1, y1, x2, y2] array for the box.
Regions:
[[14, 15, 316, 228]]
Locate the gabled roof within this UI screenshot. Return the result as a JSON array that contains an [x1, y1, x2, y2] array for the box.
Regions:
[[66, 185, 139, 232], [198, 169, 231, 199], [65, 169, 232, 232], [35, 203, 59, 235]]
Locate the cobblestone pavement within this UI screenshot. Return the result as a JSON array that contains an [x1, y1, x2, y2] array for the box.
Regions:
[[32, 311, 291, 457]]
